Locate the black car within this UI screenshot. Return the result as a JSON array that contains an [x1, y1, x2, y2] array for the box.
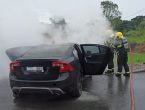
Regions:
[[6, 43, 111, 98]]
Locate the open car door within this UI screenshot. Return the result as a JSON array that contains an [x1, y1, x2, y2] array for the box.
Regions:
[[80, 44, 112, 75]]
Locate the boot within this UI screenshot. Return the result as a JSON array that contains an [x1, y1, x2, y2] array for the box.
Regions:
[[115, 72, 122, 77], [123, 72, 130, 77], [105, 69, 114, 75]]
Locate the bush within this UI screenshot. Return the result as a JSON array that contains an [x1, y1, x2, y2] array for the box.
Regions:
[[125, 30, 145, 43]]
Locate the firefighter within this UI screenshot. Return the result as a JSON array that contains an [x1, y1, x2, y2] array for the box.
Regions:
[[113, 32, 130, 76], [105, 34, 115, 74]]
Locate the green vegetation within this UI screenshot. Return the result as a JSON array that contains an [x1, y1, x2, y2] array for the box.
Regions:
[[101, 1, 145, 64], [100, 1, 122, 30], [101, 1, 145, 37], [128, 53, 145, 64], [127, 35, 145, 44]]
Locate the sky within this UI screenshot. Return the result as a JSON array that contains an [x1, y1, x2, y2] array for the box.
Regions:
[[0, 0, 144, 22], [0, 0, 144, 18], [103, 0, 145, 20]]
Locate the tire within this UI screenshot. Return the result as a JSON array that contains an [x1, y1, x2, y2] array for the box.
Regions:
[[12, 91, 25, 99], [13, 92, 21, 98], [70, 75, 83, 98], [85, 75, 92, 79]]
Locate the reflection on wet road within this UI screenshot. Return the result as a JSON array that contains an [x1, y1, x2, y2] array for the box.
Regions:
[[0, 73, 145, 110], [83, 75, 130, 110]]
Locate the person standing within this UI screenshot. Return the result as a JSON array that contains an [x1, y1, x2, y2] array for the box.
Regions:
[[105, 34, 115, 74], [113, 32, 130, 76]]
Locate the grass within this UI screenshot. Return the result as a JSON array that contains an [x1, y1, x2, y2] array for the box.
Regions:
[[123, 31, 145, 64], [127, 36, 145, 44], [125, 30, 145, 44], [128, 53, 145, 64]]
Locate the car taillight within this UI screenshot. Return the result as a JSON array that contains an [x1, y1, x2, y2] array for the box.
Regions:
[[10, 61, 21, 73], [52, 61, 74, 73]]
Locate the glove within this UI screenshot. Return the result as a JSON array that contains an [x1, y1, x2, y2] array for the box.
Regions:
[[110, 44, 116, 49], [117, 44, 122, 48]]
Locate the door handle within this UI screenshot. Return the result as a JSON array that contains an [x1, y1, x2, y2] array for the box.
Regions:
[[86, 55, 91, 58]]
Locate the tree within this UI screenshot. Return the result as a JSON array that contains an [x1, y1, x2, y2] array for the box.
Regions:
[[101, 1, 121, 21], [101, 1, 122, 30], [138, 20, 145, 30], [131, 16, 145, 28], [119, 20, 135, 32], [111, 17, 122, 31]]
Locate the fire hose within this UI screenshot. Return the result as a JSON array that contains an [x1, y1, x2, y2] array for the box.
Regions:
[[129, 44, 135, 110]]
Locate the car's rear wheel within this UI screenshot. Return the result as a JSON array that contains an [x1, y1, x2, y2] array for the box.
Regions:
[[69, 75, 83, 98], [13, 92, 21, 98], [12, 91, 25, 99]]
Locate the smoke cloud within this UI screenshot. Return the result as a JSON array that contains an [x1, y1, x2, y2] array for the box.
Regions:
[[0, 0, 113, 78]]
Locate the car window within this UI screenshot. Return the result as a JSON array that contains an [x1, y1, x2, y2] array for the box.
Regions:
[[99, 46, 107, 54], [83, 46, 99, 54]]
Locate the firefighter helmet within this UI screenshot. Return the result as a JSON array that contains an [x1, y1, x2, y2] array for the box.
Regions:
[[115, 32, 123, 38]]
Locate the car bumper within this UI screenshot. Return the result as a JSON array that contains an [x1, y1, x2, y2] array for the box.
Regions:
[[9, 72, 77, 95], [12, 87, 65, 95]]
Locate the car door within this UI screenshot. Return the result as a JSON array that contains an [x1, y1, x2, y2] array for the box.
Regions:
[[80, 44, 111, 75]]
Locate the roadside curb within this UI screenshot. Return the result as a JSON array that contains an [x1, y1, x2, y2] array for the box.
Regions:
[[133, 70, 145, 73], [130, 64, 145, 73]]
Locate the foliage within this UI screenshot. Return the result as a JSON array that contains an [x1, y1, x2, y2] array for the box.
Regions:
[[100, 2, 145, 64], [119, 20, 136, 32], [119, 16, 145, 33], [125, 28, 145, 44], [101, 0, 122, 30], [100, 1, 145, 45], [137, 20, 145, 30], [111, 17, 122, 31], [131, 16, 145, 28]]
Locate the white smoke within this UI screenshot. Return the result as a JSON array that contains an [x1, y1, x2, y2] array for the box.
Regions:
[[40, 14, 113, 44]]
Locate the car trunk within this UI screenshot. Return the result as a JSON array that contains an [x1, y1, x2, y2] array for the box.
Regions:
[[14, 59, 60, 80], [6, 44, 74, 80]]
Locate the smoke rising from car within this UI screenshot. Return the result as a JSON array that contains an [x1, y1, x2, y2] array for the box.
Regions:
[[40, 12, 113, 44], [42, 18, 113, 44], [0, 0, 113, 78]]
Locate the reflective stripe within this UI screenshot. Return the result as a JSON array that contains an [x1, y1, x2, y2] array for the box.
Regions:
[[107, 68, 114, 71], [117, 44, 122, 48], [116, 72, 122, 74]]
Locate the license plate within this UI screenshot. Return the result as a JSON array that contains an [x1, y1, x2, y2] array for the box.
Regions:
[[26, 67, 44, 72]]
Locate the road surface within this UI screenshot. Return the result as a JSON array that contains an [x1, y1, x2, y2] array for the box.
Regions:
[[0, 72, 145, 110]]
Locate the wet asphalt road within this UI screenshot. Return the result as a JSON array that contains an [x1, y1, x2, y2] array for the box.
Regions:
[[0, 72, 145, 110]]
